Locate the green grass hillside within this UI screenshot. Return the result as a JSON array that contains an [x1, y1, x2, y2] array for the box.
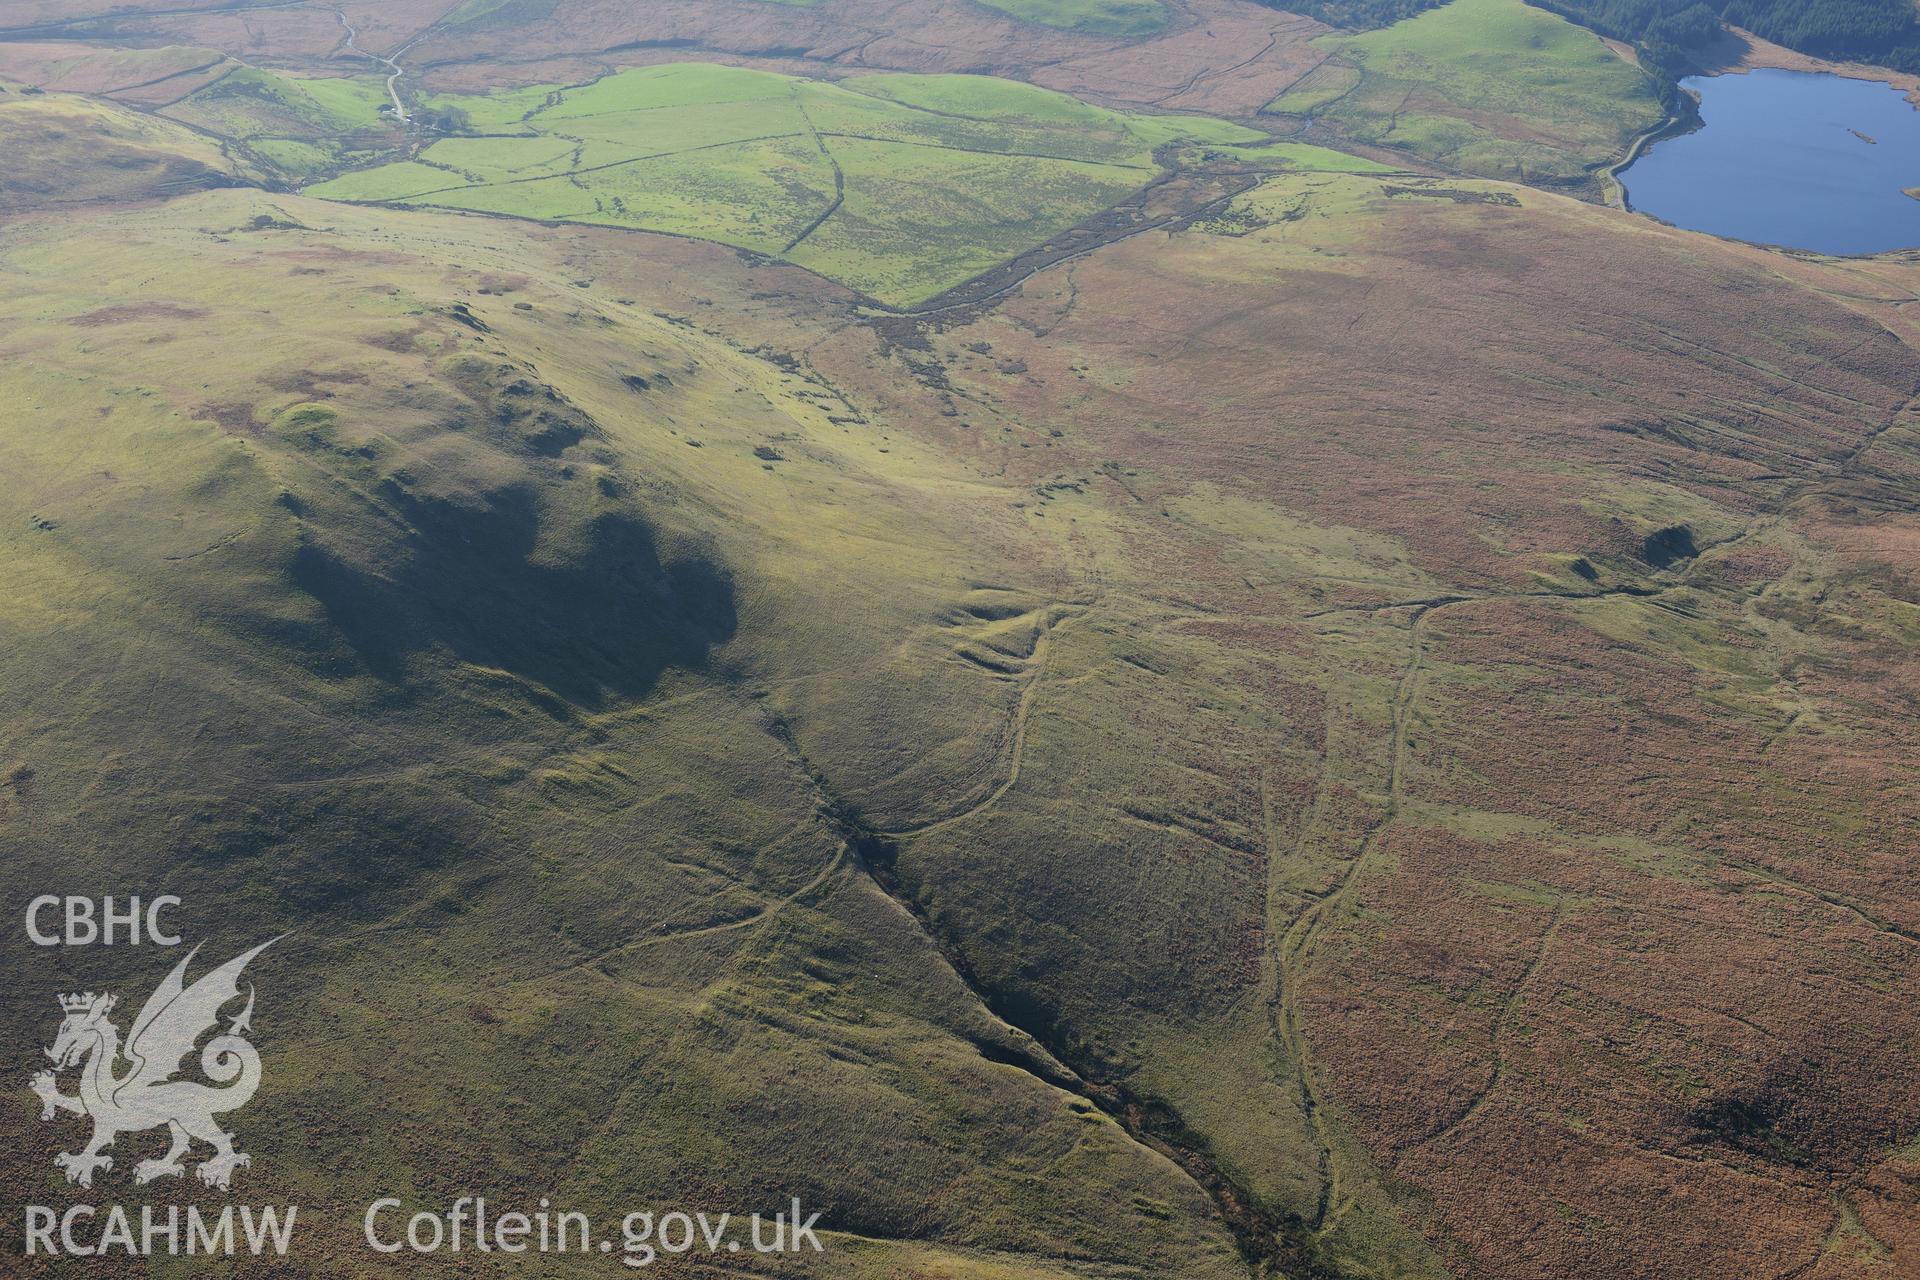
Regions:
[[306, 63, 1261, 305], [1267, 0, 1664, 183], [0, 187, 1255, 1278], [160, 66, 398, 180], [10, 168, 1917, 1278], [8, 6, 1920, 1276], [0, 90, 246, 210]]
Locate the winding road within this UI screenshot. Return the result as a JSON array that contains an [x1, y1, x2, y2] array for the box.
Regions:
[[326, 5, 410, 121]]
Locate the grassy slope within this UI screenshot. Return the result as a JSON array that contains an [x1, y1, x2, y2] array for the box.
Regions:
[[306, 63, 1262, 306], [164, 66, 392, 136], [5, 42, 1920, 1280], [10, 169, 1896, 1280], [0, 188, 1250, 1279], [0, 91, 247, 210], [1268, 0, 1665, 183], [161, 66, 398, 181]]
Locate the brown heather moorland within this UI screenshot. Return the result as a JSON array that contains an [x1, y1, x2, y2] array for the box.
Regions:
[[0, 0, 1333, 115]]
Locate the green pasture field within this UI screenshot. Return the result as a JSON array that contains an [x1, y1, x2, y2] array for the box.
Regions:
[[164, 66, 391, 138], [1267, 0, 1664, 183], [306, 63, 1264, 306], [160, 66, 395, 180]]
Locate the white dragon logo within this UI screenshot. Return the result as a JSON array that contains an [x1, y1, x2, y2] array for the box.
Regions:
[[30, 939, 277, 1191]]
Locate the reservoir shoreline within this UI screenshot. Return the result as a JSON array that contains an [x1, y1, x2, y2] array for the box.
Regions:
[[1617, 66, 1920, 256]]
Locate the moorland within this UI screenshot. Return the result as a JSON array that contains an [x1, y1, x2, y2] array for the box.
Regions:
[[1, 1, 1917, 1278]]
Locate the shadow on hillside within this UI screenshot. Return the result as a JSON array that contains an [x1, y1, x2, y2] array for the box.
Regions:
[[293, 480, 735, 707]]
